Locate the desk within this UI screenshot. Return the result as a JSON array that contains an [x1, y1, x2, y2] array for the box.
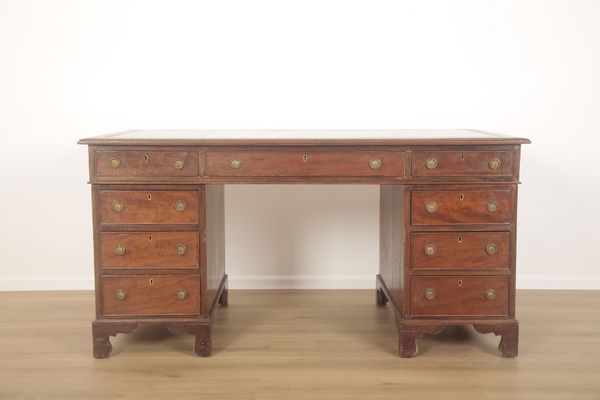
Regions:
[[79, 129, 530, 358]]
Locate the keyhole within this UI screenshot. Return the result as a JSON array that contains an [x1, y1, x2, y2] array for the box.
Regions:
[[458, 236, 463, 244], [148, 235, 153, 242], [460, 154, 465, 161], [459, 194, 464, 201], [302, 154, 308, 162], [147, 194, 152, 200], [144, 154, 149, 163], [457, 279, 463, 287], [149, 278, 154, 286]]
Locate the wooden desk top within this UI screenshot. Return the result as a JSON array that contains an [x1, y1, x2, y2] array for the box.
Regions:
[[79, 129, 530, 146]]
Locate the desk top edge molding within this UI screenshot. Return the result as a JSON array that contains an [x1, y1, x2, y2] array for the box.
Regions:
[[78, 129, 531, 146]]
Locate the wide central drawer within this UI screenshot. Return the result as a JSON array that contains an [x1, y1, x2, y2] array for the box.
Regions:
[[98, 190, 199, 225], [410, 276, 509, 317], [206, 150, 406, 177], [411, 190, 513, 225], [100, 232, 199, 269], [101, 275, 201, 316], [411, 232, 511, 270]]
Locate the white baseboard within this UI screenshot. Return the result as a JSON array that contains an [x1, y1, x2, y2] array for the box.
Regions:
[[516, 275, 600, 290], [0, 276, 94, 291], [229, 275, 376, 289], [1, 274, 599, 291]]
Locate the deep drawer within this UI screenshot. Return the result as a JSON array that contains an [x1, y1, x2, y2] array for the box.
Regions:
[[98, 190, 199, 225], [100, 232, 199, 269], [411, 232, 511, 270], [410, 276, 509, 317], [411, 190, 513, 225], [95, 150, 199, 177], [101, 275, 201, 316], [206, 150, 405, 177], [412, 151, 514, 177]]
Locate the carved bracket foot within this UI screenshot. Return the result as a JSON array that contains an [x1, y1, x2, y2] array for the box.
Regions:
[[473, 322, 519, 357], [375, 277, 389, 307], [397, 319, 445, 358], [92, 322, 138, 359], [376, 288, 388, 307], [166, 323, 213, 357], [218, 288, 228, 306]]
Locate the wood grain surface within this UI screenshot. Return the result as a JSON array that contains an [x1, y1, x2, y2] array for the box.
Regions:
[[98, 190, 200, 225], [411, 189, 513, 225], [410, 232, 511, 270]]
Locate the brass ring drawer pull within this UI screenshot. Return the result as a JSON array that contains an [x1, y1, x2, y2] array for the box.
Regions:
[[110, 158, 121, 169], [173, 159, 184, 169], [369, 158, 382, 169], [485, 288, 497, 300], [485, 243, 497, 255], [424, 288, 436, 301], [426, 158, 438, 169], [424, 244, 436, 256], [489, 159, 501, 170], [111, 201, 124, 213], [487, 202, 498, 213], [174, 201, 186, 212], [176, 288, 187, 300], [425, 201, 438, 213], [175, 244, 187, 255], [113, 244, 126, 256], [229, 158, 242, 169], [115, 289, 127, 300]]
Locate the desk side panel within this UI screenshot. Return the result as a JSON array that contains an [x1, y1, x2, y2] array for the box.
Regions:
[[379, 185, 406, 311], [204, 185, 226, 314]]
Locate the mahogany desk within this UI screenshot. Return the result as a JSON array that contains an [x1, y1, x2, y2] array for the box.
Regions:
[[79, 129, 530, 358]]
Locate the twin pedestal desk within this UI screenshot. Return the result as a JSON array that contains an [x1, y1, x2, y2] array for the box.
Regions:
[[79, 130, 530, 358]]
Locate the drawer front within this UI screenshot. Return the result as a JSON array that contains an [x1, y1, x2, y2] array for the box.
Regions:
[[411, 232, 510, 270], [98, 190, 199, 225], [411, 190, 512, 225], [206, 150, 405, 177], [100, 232, 199, 269], [101, 275, 200, 316], [412, 151, 514, 177], [411, 276, 509, 317], [95, 150, 199, 177]]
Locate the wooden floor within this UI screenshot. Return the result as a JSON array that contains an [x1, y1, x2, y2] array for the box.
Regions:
[[0, 290, 599, 399]]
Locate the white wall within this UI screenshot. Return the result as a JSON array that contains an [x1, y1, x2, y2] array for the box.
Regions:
[[1, 0, 599, 290]]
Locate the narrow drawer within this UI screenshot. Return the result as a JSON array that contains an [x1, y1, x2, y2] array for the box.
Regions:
[[95, 150, 199, 177], [101, 275, 200, 316], [206, 150, 405, 177], [411, 190, 512, 225], [100, 232, 199, 269], [411, 232, 510, 270], [98, 190, 199, 225], [412, 151, 514, 177], [411, 276, 509, 317]]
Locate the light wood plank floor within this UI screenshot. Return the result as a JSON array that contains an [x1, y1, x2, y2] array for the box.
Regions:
[[0, 290, 599, 399]]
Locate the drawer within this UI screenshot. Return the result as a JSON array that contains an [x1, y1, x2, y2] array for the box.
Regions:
[[101, 275, 200, 316], [206, 150, 405, 177], [98, 190, 199, 225], [411, 276, 509, 317], [95, 150, 199, 177], [411, 232, 510, 270], [411, 190, 512, 225], [100, 232, 199, 269], [412, 151, 514, 177]]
